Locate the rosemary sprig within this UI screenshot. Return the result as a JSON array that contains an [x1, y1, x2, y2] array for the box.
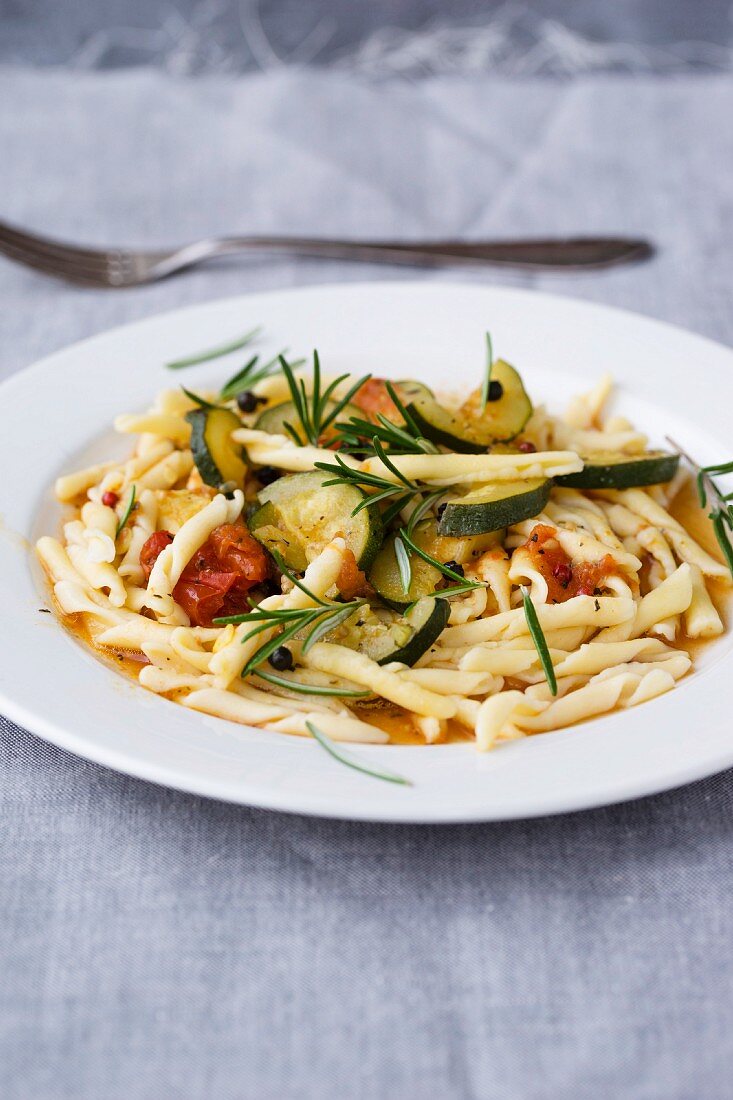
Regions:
[[255, 669, 370, 698], [711, 512, 733, 577], [521, 586, 557, 696], [394, 536, 412, 594], [398, 528, 483, 589], [381, 493, 415, 526], [666, 436, 733, 582], [695, 460, 733, 510], [372, 436, 418, 491], [305, 721, 412, 786], [429, 581, 487, 600], [335, 413, 438, 455], [165, 326, 261, 370], [335, 383, 437, 455], [115, 484, 137, 537], [480, 331, 494, 407], [219, 351, 307, 401], [181, 386, 223, 410], [279, 353, 370, 446], [269, 548, 330, 606], [215, 595, 366, 676], [406, 490, 444, 535], [315, 451, 422, 516], [301, 602, 366, 653]]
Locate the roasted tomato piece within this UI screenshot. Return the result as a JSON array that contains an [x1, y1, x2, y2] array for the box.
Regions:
[[351, 378, 400, 423], [335, 548, 372, 601], [140, 530, 174, 578], [208, 523, 270, 586], [140, 522, 270, 626], [522, 523, 618, 604]]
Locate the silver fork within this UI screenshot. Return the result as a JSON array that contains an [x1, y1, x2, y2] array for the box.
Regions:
[[0, 219, 653, 289]]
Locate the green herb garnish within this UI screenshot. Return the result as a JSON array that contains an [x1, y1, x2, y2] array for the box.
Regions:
[[405, 490, 444, 536], [521, 586, 557, 696], [710, 511, 733, 577], [380, 493, 415, 526], [214, 596, 366, 676], [279, 352, 370, 447], [219, 351, 307, 402], [480, 331, 494, 408], [315, 450, 422, 516], [666, 437, 733, 583], [430, 581, 486, 600], [166, 326, 262, 370], [335, 381, 438, 456], [115, 484, 137, 537], [181, 386, 223, 410], [255, 669, 371, 698], [305, 721, 412, 786], [398, 527, 484, 589], [394, 536, 412, 595]]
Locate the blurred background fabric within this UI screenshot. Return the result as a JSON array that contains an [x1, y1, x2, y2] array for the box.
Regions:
[[3, 0, 733, 76], [3, 4, 733, 1100]]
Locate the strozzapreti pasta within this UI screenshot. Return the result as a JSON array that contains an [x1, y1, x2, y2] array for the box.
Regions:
[[37, 334, 731, 759]]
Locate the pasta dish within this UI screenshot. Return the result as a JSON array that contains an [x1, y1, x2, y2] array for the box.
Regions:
[[36, 330, 731, 762]]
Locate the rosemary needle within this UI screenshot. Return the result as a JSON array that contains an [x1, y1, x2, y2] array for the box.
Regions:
[[181, 386, 223, 410], [115, 484, 136, 537], [521, 586, 557, 696], [306, 721, 412, 786], [255, 670, 370, 698], [480, 331, 494, 407], [394, 535, 413, 595], [665, 436, 733, 582], [165, 326, 262, 370]]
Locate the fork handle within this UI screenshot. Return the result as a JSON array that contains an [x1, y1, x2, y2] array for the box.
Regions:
[[161, 234, 652, 275]]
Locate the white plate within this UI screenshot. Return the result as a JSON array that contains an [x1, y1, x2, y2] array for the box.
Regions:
[[2, 282, 732, 822]]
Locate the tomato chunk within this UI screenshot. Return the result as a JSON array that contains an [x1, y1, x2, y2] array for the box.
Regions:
[[522, 523, 618, 603], [335, 548, 371, 601], [351, 378, 400, 423], [140, 522, 270, 626]]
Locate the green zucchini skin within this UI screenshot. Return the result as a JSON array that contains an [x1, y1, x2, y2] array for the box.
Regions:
[[374, 598, 449, 666], [556, 451, 679, 490], [405, 360, 533, 453], [368, 520, 501, 609], [348, 597, 449, 667], [405, 401, 485, 454], [368, 531, 443, 611], [186, 407, 247, 489], [438, 478, 552, 537], [249, 470, 383, 573], [254, 400, 360, 440]]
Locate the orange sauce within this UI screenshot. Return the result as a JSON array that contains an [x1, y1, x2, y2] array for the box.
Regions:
[[61, 608, 151, 679], [45, 474, 731, 745], [522, 522, 619, 602], [668, 475, 730, 654], [352, 701, 471, 745]]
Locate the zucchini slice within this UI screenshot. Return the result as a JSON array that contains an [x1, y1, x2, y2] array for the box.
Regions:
[[360, 598, 449, 666], [406, 361, 532, 452], [438, 478, 552, 536], [368, 529, 442, 611], [367, 519, 496, 610], [556, 451, 679, 490], [254, 400, 360, 441], [249, 471, 383, 573], [393, 379, 435, 405], [346, 379, 434, 423], [186, 407, 247, 489]]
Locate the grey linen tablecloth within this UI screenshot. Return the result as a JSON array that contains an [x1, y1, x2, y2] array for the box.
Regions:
[[2, 67, 733, 1099]]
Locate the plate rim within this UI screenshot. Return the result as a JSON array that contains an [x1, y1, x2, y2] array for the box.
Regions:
[[3, 279, 733, 823]]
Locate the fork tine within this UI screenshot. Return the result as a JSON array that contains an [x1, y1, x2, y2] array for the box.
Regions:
[[0, 219, 114, 269], [0, 238, 114, 287]]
